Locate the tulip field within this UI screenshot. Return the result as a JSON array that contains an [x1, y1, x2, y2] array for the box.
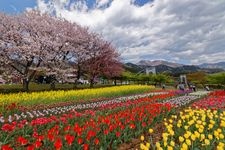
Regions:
[[0, 85, 224, 150], [140, 90, 225, 150]]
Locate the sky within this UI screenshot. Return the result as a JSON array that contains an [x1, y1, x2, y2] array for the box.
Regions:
[[0, 0, 225, 65]]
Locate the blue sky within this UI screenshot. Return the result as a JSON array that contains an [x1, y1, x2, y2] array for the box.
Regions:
[[0, 0, 36, 13], [0, 0, 225, 65], [0, 0, 151, 13]]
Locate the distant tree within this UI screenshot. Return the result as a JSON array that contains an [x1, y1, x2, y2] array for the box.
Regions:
[[84, 35, 122, 88], [207, 72, 225, 89], [138, 74, 155, 84], [187, 71, 207, 85], [103, 60, 124, 85], [153, 74, 171, 86], [120, 71, 134, 84]]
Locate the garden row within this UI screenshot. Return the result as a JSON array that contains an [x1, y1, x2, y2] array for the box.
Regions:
[[0, 86, 202, 149], [0, 91, 169, 124], [140, 90, 225, 150], [0, 91, 177, 150], [0, 85, 153, 116], [0, 85, 206, 149]]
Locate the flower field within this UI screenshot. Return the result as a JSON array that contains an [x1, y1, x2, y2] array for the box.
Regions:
[[0, 85, 153, 114], [140, 90, 225, 150], [0, 87, 176, 149], [1, 84, 223, 150]]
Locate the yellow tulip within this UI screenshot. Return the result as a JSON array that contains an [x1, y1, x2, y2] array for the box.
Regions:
[[197, 120, 202, 124], [191, 134, 196, 141], [169, 130, 174, 136], [195, 124, 199, 128], [194, 131, 200, 138], [146, 142, 150, 148], [219, 134, 224, 139], [208, 134, 213, 140], [214, 131, 219, 137], [156, 147, 163, 150], [186, 139, 191, 146], [177, 123, 181, 128], [140, 135, 145, 141], [208, 124, 214, 129], [167, 146, 173, 150], [218, 142, 224, 147], [217, 128, 222, 133], [181, 143, 188, 150], [155, 142, 161, 148], [184, 133, 189, 139], [198, 128, 204, 133], [149, 128, 154, 134], [200, 134, 205, 141], [184, 126, 189, 130], [140, 143, 149, 150], [179, 136, 185, 143], [170, 140, 175, 147], [220, 121, 225, 127], [217, 145, 224, 150], [204, 139, 210, 145]]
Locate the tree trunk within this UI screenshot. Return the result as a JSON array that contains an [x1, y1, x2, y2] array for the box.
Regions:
[[90, 79, 94, 88], [114, 79, 117, 86], [23, 78, 29, 92], [74, 65, 81, 89], [50, 82, 56, 90]]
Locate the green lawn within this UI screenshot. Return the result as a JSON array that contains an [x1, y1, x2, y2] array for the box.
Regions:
[[0, 82, 115, 94]]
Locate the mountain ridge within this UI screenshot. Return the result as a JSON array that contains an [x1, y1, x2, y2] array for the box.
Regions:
[[124, 60, 225, 74], [199, 62, 225, 70]]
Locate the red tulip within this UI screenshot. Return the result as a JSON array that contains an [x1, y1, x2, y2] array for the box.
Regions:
[[83, 143, 89, 150], [1, 144, 13, 150], [17, 136, 28, 146], [129, 123, 135, 129], [34, 140, 42, 148], [37, 135, 44, 142], [104, 129, 109, 135], [77, 138, 83, 144], [26, 145, 35, 150], [116, 131, 121, 137], [94, 138, 100, 145], [64, 134, 74, 146], [47, 133, 54, 142], [64, 125, 71, 132], [54, 138, 62, 150], [1, 124, 15, 132], [142, 122, 147, 127]]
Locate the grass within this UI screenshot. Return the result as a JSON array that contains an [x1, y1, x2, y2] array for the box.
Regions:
[[0, 83, 116, 94]]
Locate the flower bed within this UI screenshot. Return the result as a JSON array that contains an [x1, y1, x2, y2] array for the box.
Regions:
[[189, 91, 210, 96], [140, 90, 225, 150], [192, 90, 225, 109], [162, 95, 200, 107], [0, 91, 171, 124], [140, 107, 225, 150], [0, 85, 153, 110], [0, 101, 173, 149]]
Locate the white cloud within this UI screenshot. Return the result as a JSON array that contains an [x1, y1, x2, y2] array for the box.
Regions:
[[96, 0, 111, 8], [35, 0, 225, 65]]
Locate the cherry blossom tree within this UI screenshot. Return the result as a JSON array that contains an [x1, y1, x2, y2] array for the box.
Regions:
[[0, 11, 123, 91], [0, 11, 64, 91], [84, 34, 123, 87]]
